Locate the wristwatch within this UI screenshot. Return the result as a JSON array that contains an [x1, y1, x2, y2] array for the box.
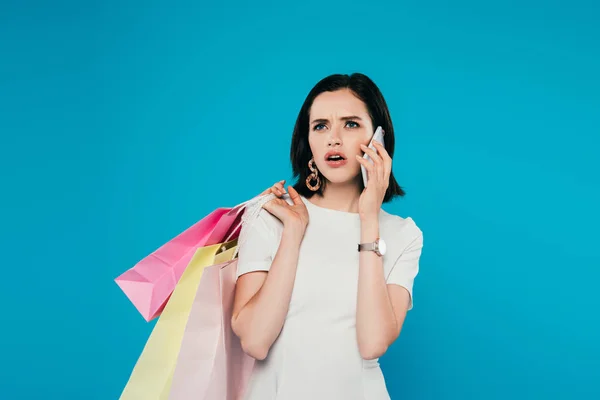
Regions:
[[357, 237, 387, 257]]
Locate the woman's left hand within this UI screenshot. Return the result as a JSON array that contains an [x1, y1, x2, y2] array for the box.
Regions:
[[355, 140, 392, 219]]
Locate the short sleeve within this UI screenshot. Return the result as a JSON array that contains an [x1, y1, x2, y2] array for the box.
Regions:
[[386, 227, 423, 311], [235, 209, 277, 281]]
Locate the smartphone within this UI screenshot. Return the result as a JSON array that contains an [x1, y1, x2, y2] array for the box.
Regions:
[[361, 126, 385, 188]]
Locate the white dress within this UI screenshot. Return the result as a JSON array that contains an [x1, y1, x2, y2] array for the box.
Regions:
[[235, 194, 424, 400]]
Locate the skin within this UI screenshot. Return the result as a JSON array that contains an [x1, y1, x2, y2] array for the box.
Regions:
[[231, 88, 411, 361]]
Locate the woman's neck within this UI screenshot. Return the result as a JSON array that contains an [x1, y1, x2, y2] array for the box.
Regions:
[[308, 180, 362, 214]]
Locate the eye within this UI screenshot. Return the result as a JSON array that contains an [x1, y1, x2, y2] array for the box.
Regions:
[[313, 123, 327, 131], [345, 121, 360, 128]]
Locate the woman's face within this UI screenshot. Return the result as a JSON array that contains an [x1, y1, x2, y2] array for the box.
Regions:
[[308, 88, 374, 186]]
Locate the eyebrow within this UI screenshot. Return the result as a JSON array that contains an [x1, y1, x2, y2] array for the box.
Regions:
[[310, 115, 363, 124]]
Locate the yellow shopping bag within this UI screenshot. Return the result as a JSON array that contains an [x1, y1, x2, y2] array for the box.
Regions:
[[120, 238, 238, 400]]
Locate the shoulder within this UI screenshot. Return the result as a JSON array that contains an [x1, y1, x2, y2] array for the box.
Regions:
[[242, 207, 279, 240], [241, 194, 288, 240], [380, 209, 423, 248]]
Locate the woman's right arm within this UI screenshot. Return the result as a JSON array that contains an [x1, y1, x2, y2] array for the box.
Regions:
[[231, 223, 304, 360], [231, 184, 309, 360]]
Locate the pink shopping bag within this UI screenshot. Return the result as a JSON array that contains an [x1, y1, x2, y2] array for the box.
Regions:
[[115, 201, 248, 322], [169, 258, 255, 400]]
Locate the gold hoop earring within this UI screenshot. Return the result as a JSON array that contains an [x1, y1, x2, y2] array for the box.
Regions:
[[305, 157, 321, 191]]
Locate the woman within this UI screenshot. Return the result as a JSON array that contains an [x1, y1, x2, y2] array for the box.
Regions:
[[231, 73, 424, 400]]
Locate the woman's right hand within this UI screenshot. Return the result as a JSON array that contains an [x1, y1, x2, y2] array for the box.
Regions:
[[259, 180, 309, 233]]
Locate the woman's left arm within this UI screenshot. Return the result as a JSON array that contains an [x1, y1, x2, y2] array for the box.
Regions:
[[356, 217, 411, 360], [355, 139, 412, 360]]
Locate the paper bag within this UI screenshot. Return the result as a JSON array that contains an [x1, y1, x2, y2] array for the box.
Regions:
[[119, 239, 239, 400], [169, 257, 255, 400], [115, 202, 247, 321]]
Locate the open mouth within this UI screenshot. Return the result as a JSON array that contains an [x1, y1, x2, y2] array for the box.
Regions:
[[324, 150, 347, 161], [324, 152, 348, 167]]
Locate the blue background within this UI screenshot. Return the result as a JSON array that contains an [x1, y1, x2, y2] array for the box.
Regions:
[[1, 0, 599, 399]]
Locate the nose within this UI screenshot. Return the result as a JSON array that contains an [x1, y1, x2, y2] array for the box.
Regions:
[[327, 126, 342, 147]]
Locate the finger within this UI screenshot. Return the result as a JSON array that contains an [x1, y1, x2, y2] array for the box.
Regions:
[[371, 141, 392, 177], [263, 197, 285, 212], [373, 158, 384, 183], [278, 179, 287, 192], [360, 144, 383, 166], [271, 182, 286, 196], [261, 185, 282, 197], [267, 186, 278, 196], [359, 155, 381, 184], [372, 140, 391, 161], [355, 155, 375, 174], [287, 185, 303, 205], [382, 160, 392, 182], [262, 199, 282, 220]]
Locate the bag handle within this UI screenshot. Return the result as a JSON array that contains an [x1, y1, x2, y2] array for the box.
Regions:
[[223, 192, 277, 259]]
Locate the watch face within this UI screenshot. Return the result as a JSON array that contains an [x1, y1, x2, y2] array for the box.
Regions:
[[378, 238, 387, 256]]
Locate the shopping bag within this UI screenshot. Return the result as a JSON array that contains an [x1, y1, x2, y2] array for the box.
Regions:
[[169, 258, 255, 400], [119, 239, 239, 400], [115, 199, 250, 321]]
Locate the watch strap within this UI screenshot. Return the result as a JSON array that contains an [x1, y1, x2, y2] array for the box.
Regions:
[[357, 242, 377, 252]]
